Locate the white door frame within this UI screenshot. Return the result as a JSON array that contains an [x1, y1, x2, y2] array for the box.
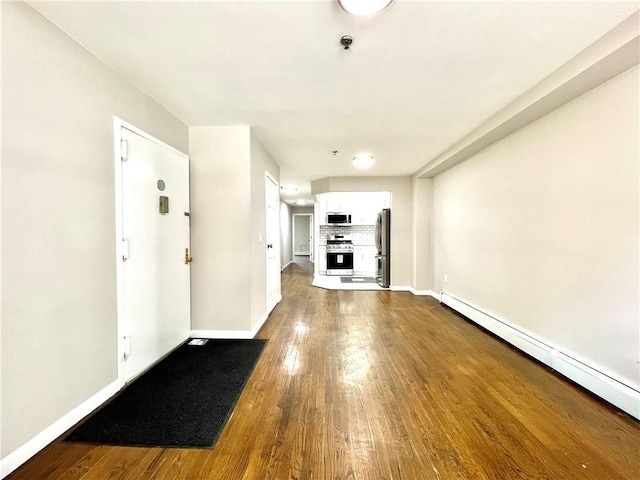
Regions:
[[113, 117, 189, 386], [292, 213, 313, 256]]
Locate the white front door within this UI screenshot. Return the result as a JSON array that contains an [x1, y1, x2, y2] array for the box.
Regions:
[[118, 125, 191, 382], [265, 172, 281, 313]]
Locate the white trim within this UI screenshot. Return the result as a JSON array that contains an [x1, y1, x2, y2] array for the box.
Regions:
[[114, 118, 126, 384], [1, 380, 121, 479], [114, 118, 188, 159], [392, 286, 439, 298], [409, 288, 438, 298], [389, 285, 407, 291], [389, 285, 412, 292], [281, 260, 294, 271], [265, 170, 278, 186], [191, 329, 257, 340], [190, 295, 279, 341], [440, 291, 640, 420], [266, 294, 282, 317]]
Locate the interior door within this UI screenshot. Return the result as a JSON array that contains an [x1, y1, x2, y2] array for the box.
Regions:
[[309, 215, 314, 263], [293, 214, 311, 255], [120, 126, 191, 382], [265, 173, 281, 313]]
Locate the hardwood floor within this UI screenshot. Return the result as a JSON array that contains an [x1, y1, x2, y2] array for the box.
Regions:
[[8, 258, 639, 479]]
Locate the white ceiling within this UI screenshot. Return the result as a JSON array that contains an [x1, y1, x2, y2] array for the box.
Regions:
[[28, 0, 639, 204]]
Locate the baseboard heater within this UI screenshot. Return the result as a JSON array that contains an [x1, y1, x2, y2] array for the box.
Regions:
[[440, 291, 640, 420]]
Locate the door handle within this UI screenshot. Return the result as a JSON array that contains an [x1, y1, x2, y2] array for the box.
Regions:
[[267, 243, 273, 249], [184, 247, 192, 264]]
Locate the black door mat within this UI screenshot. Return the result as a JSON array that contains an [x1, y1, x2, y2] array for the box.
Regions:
[[65, 339, 266, 449]]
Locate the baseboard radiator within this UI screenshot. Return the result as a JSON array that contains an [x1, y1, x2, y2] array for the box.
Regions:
[[440, 291, 640, 420]]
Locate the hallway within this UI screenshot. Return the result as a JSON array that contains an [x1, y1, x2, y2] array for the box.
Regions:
[[9, 262, 639, 479]]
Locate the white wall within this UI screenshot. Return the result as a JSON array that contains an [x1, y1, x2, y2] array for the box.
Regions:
[[280, 201, 293, 268], [292, 206, 314, 215], [432, 65, 639, 389], [189, 127, 252, 332], [411, 177, 434, 292], [189, 128, 280, 334], [1, 1, 188, 459]]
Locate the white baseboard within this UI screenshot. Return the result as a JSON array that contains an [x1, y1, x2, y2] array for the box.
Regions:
[[191, 329, 256, 339], [281, 260, 294, 271], [1, 379, 121, 479], [191, 297, 279, 340], [390, 286, 438, 298], [389, 285, 412, 292], [409, 288, 438, 298], [440, 291, 640, 420]]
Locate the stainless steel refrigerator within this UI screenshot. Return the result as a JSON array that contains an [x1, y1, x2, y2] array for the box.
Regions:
[[375, 208, 391, 287]]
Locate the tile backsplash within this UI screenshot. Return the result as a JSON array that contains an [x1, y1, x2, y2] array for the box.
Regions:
[[320, 225, 375, 245]]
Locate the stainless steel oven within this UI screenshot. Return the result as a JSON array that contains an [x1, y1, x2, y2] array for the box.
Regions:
[[326, 237, 354, 276]]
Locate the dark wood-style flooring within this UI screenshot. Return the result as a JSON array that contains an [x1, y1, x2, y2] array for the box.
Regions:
[[8, 257, 639, 479]]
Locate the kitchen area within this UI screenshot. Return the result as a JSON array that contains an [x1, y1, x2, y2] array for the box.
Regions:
[[313, 191, 391, 290]]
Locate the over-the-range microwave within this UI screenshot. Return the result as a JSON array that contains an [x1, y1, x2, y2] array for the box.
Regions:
[[327, 212, 352, 226]]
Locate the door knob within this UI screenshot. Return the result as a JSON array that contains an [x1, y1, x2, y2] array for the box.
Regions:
[[267, 243, 273, 249], [184, 248, 193, 264]]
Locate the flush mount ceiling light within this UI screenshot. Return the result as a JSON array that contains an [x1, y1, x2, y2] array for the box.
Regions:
[[353, 154, 374, 169], [280, 186, 298, 194], [294, 200, 307, 206], [338, 0, 393, 16]]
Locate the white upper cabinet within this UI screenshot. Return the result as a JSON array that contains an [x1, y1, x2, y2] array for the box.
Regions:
[[352, 192, 391, 225], [325, 197, 347, 213], [316, 191, 391, 226], [316, 199, 327, 225]]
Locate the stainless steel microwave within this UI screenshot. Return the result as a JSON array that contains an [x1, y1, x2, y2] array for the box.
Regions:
[[327, 213, 352, 226]]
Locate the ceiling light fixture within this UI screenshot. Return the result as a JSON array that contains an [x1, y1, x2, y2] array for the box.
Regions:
[[280, 186, 298, 194], [294, 200, 307, 206], [338, 0, 393, 17], [353, 154, 374, 169]]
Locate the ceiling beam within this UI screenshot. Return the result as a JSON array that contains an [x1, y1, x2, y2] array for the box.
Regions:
[[414, 11, 639, 179]]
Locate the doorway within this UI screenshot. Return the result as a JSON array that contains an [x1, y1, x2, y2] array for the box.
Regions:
[[114, 118, 191, 383], [292, 214, 313, 257]]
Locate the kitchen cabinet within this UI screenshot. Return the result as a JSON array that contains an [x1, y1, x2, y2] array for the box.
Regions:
[[316, 200, 327, 226], [316, 192, 391, 226], [317, 199, 350, 225], [354, 245, 377, 275], [325, 198, 347, 213], [318, 246, 326, 274], [363, 246, 377, 273], [352, 207, 378, 226], [351, 193, 391, 225], [353, 246, 364, 274]]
